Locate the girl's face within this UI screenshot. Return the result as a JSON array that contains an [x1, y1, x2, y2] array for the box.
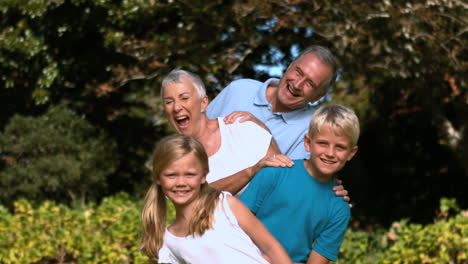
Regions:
[[157, 152, 207, 208]]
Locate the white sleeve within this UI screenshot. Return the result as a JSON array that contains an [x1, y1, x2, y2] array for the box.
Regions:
[[158, 243, 180, 264]]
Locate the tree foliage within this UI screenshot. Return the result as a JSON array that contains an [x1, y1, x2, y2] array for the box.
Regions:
[[1, 0, 466, 224], [0, 104, 118, 206]]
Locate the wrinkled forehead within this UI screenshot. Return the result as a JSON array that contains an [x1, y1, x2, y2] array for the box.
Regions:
[[163, 78, 199, 96]]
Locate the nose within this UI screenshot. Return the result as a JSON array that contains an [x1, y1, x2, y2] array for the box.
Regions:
[[175, 176, 186, 186], [173, 100, 182, 112], [294, 76, 306, 89], [324, 146, 335, 157]]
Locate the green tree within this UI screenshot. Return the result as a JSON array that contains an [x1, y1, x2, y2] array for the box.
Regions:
[[0, 104, 118, 207], [1, 0, 466, 225]]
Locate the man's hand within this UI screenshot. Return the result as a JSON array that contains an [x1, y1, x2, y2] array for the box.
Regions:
[[333, 179, 352, 207]]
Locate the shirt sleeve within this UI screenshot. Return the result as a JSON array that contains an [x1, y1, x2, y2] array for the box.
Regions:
[[312, 203, 351, 262], [239, 167, 277, 214], [158, 244, 180, 264], [207, 82, 235, 119], [284, 136, 309, 160]]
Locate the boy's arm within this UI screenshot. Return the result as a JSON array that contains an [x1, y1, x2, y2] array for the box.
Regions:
[[227, 195, 293, 264], [310, 204, 350, 263], [304, 251, 329, 264]]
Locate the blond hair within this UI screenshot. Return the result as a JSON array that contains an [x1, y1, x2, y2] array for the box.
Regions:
[[309, 104, 360, 146], [140, 135, 221, 259]]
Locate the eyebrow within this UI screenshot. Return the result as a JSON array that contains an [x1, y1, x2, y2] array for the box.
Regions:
[[296, 66, 318, 88]]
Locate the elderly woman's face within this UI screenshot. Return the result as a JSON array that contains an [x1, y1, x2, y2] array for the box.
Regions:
[[162, 78, 208, 137]]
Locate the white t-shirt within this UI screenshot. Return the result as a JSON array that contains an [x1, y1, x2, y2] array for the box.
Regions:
[[207, 118, 272, 196], [158, 192, 269, 264]]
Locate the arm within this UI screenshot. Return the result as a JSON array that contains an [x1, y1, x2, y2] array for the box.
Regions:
[[227, 195, 293, 264], [305, 251, 329, 264], [209, 142, 293, 195]]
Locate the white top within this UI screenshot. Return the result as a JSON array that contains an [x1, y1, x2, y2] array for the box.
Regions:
[[207, 118, 272, 196], [158, 192, 269, 264]]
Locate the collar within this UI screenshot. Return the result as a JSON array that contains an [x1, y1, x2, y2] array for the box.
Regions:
[[253, 78, 278, 106], [253, 78, 315, 124]]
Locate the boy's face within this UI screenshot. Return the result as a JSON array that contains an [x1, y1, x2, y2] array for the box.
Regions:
[[304, 126, 358, 180]]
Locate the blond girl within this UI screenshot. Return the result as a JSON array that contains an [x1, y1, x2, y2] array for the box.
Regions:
[[140, 134, 292, 264]]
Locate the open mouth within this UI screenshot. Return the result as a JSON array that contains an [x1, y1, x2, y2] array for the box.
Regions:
[[320, 158, 336, 165], [287, 83, 301, 97], [171, 190, 191, 197], [175, 115, 190, 127]]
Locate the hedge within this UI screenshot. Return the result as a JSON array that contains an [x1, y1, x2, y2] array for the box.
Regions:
[[1, 195, 466, 264]]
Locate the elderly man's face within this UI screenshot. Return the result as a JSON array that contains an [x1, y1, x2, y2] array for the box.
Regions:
[[162, 78, 208, 137], [276, 54, 332, 112]]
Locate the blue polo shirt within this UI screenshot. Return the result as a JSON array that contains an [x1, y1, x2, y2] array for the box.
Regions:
[[206, 78, 316, 160], [239, 161, 350, 262]]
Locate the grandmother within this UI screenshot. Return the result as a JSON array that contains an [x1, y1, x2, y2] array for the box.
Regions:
[[160, 69, 292, 196]]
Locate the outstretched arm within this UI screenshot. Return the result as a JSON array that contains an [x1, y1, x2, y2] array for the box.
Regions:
[[227, 195, 293, 264], [209, 142, 293, 195]]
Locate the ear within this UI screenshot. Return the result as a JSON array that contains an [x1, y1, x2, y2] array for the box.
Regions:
[[201, 95, 209, 113], [347, 145, 358, 161], [304, 134, 311, 153], [155, 176, 161, 185], [201, 173, 207, 184], [311, 90, 327, 104]]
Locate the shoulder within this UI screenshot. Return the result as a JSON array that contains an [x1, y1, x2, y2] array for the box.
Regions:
[[253, 166, 285, 184], [224, 79, 263, 93], [329, 197, 351, 220], [230, 78, 262, 86]]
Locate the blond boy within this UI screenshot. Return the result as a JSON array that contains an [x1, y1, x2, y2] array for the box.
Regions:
[[240, 104, 359, 264]]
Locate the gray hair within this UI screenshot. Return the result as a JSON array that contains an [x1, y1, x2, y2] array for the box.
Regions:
[[293, 45, 338, 93], [161, 69, 206, 99]]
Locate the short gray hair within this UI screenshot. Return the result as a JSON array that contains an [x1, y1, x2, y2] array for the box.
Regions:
[[161, 69, 206, 99], [293, 45, 338, 93]]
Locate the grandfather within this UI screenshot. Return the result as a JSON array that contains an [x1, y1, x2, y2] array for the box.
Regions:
[[207, 45, 338, 160]]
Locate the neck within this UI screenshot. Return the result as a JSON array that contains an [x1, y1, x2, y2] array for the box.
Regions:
[[266, 85, 292, 113], [193, 116, 220, 157], [303, 159, 334, 183], [172, 202, 196, 235]]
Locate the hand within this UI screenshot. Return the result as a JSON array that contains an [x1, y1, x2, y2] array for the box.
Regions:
[[250, 154, 294, 178], [261, 153, 294, 168], [223, 111, 268, 130], [333, 179, 352, 208]]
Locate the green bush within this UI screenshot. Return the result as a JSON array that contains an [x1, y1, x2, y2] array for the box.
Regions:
[[337, 198, 468, 264], [379, 214, 467, 263], [0, 193, 149, 264], [0, 196, 465, 264], [0, 104, 118, 206]]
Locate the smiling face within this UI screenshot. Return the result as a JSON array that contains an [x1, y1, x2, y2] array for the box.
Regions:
[[304, 126, 358, 181], [275, 54, 332, 112], [156, 152, 207, 208], [162, 78, 208, 137]]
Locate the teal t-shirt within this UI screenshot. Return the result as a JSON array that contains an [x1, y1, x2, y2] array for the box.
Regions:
[[239, 160, 350, 262]]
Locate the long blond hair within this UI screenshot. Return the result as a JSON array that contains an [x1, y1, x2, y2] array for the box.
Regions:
[[140, 135, 221, 259]]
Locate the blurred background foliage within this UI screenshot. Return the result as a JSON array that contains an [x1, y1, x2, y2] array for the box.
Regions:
[[0, 0, 466, 230]]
